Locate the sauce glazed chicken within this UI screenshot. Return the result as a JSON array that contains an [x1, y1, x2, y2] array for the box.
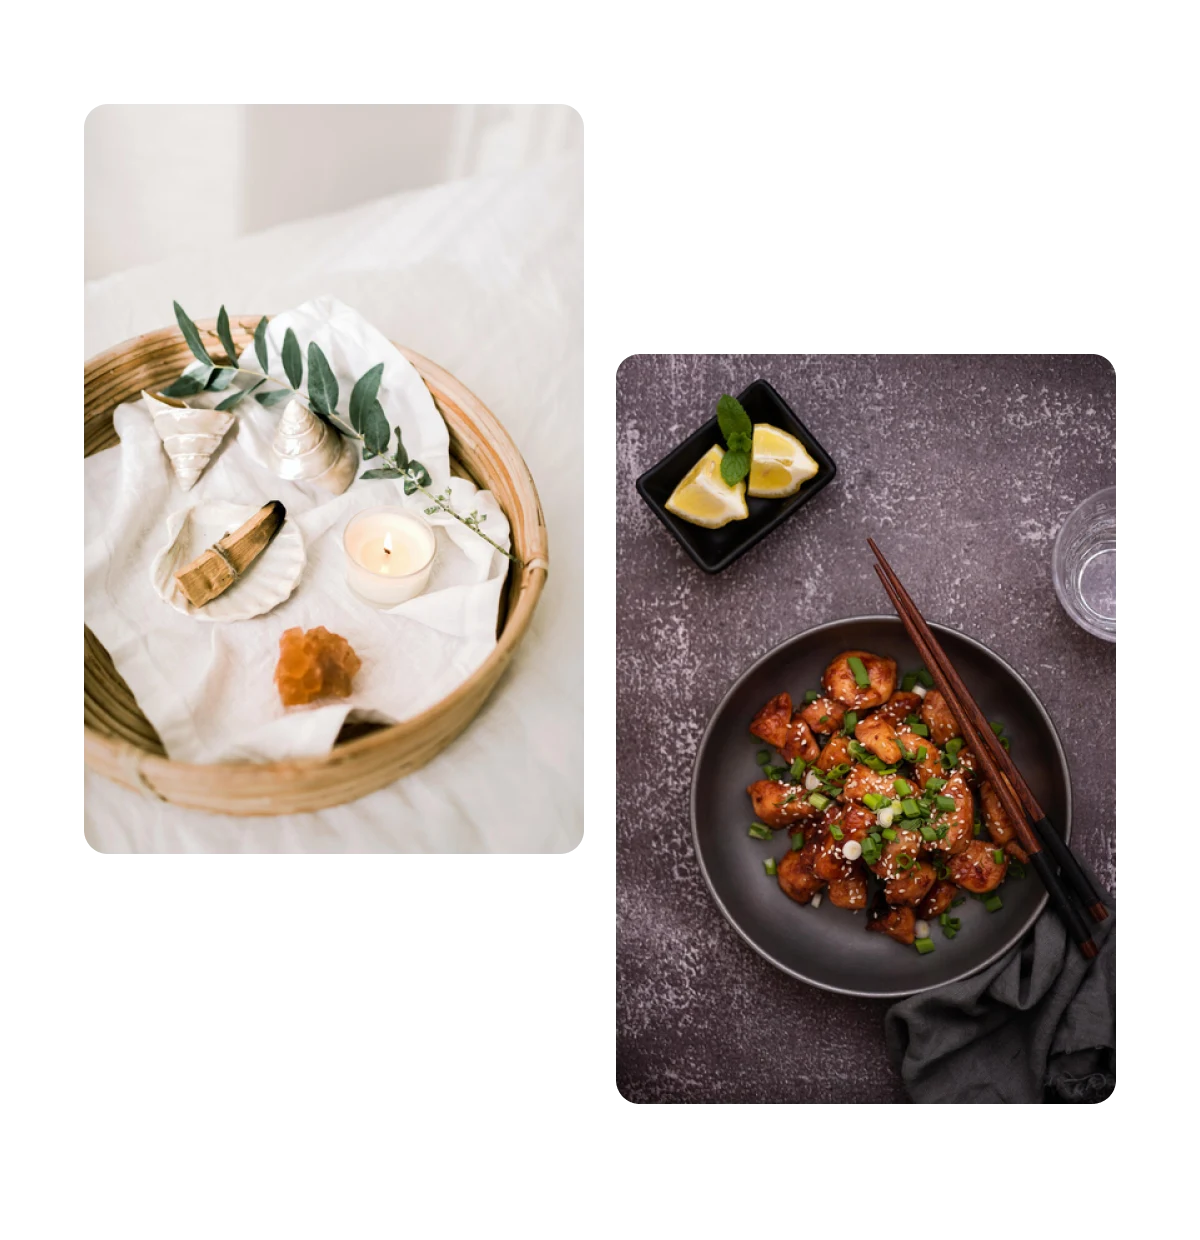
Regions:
[[747, 649, 1025, 954]]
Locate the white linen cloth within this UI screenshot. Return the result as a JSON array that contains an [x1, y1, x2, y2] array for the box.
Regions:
[[84, 153, 582, 851], [85, 296, 509, 764]]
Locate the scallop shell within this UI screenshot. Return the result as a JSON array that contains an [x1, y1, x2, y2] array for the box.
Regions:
[[150, 500, 306, 623], [272, 398, 357, 494], [144, 391, 235, 491]]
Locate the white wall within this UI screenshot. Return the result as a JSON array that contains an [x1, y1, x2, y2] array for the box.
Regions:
[[85, 104, 581, 280]]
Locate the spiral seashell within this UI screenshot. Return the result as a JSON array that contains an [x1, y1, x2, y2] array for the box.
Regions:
[[144, 391, 235, 491], [271, 399, 357, 494]]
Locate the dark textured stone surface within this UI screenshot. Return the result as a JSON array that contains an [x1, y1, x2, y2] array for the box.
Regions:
[[616, 354, 1116, 1105]]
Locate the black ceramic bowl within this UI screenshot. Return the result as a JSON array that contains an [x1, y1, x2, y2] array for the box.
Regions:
[[691, 616, 1071, 998], [635, 379, 837, 573]]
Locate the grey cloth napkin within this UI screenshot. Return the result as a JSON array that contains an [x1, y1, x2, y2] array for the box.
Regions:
[[884, 906, 1115, 1103]]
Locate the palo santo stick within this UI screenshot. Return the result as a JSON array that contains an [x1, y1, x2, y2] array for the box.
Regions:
[[174, 500, 286, 608]]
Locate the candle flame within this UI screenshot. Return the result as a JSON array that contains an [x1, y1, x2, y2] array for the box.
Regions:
[[383, 531, 393, 555]]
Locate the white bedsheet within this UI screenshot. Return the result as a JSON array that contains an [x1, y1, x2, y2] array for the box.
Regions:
[[85, 153, 583, 852]]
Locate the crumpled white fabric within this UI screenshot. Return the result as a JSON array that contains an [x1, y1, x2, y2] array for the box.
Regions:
[[85, 150, 582, 852], [83, 295, 509, 763]]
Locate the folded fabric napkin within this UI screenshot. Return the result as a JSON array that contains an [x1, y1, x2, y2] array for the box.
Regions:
[[83, 296, 511, 763], [885, 904, 1115, 1103]]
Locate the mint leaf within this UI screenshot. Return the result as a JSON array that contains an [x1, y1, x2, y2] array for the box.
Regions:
[[727, 429, 753, 454], [721, 449, 750, 485], [717, 393, 752, 446]]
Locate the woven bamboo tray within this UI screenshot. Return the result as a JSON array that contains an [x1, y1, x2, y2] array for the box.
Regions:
[[84, 317, 548, 815]]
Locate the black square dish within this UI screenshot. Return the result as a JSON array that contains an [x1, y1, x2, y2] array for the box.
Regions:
[[635, 379, 837, 573]]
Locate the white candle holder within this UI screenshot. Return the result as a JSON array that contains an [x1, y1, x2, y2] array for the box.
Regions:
[[343, 506, 436, 608]]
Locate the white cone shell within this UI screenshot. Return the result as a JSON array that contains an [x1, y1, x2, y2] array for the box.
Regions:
[[146, 394, 234, 492], [271, 399, 356, 494]]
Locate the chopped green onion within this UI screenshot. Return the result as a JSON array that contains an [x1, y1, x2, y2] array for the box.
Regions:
[[843, 711, 858, 735], [917, 669, 934, 688], [909, 722, 929, 737], [847, 656, 871, 689], [935, 862, 950, 879], [828, 822, 844, 841], [764, 858, 778, 877], [893, 778, 912, 796], [972, 820, 982, 837], [945, 737, 964, 757], [901, 672, 918, 692], [938, 912, 950, 925], [756, 749, 771, 765], [881, 827, 897, 841], [926, 777, 947, 792], [790, 832, 806, 851], [919, 825, 937, 842], [901, 798, 920, 818], [790, 756, 807, 778], [935, 795, 956, 812], [808, 792, 830, 811], [1009, 859, 1026, 879], [863, 792, 885, 811], [764, 764, 787, 780], [915, 938, 936, 954], [951, 897, 966, 908], [818, 715, 830, 724], [983, 894, 1003, 912], [905, 713, 921, 727], [896, 852, 915, 870], [1000, 737, 1010, 751], [992, 849, 1004, 864], [749, 823, 773, 840], [804, 690, 821, 703], [916, 746, 928, 762], [934, 825, 949, 840], [781, 792, 798, 805], [989, 720, 1004, 736]]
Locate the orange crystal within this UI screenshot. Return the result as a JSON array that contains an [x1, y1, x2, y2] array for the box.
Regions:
[[274, 626, 362, 707]]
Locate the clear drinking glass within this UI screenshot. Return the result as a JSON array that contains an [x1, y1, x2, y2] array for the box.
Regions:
[[1052, 486, 1115, 641]]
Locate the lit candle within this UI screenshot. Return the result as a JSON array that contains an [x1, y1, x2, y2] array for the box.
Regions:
[[343, 506, 436, 607]]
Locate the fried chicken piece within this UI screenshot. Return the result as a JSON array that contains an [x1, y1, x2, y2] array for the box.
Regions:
[[920, 689, 960, 747], [777, 847, 826, 904], [822, 650, 898, 711], [780, 714, 821, 764], [854, 714, 902, 765], [827, 863, 869, 910], [816, 734, 853, 773], [873, 690, 924, 731], [868, 826, 925, 882], [916, 879, 958, 921], [747, 778, 815, 828], [750, 692, 792, 749], [867, 897, 916, 945], [948, 839, 1008, 893], [798, 696, 846, 736], [925, 771, 975, 855], [884, 859, 938, 908]]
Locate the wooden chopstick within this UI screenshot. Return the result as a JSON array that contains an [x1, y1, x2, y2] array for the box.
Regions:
[[868, 541, 1111, 923], [867, 547, 1099, 960]]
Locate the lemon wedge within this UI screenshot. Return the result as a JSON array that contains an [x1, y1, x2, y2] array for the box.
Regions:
[[747, 424, 819, 498], [664, 445, 749, 529]]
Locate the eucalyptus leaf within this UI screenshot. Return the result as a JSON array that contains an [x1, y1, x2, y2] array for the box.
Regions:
[[361, 467, 403, 480], [281, 328, 303, 389], [216, 378, 265, 411], [392, 425, 409, 469], [216, 306, 240, 365], [362, 397, 390, 457], [173, 301, 213, 366], [159, 376, 204, 399], [206, 367, 238, 392], [348, 363, 384, 434], [307, 342, 339, 416], [253, 316, 270, 373], [255, 387, 293, 408], [159, 370, 209, 398], [409, 460, 432, 487], [403, 477, 417, 496]]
